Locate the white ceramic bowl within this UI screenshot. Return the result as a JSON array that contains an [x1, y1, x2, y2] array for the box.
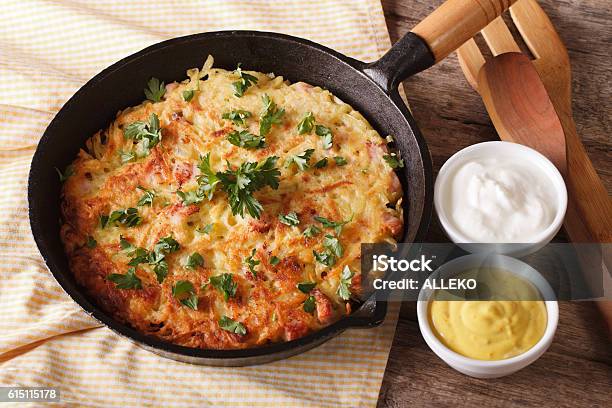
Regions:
[[417, 254, 558, 378], [434, 141, 567, 257]]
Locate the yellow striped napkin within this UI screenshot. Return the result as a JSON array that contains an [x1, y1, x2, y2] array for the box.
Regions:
[[0, 1, 400, 406]]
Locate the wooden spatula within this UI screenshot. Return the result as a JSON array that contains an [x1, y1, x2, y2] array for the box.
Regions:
[[456, 0, 612, 335]]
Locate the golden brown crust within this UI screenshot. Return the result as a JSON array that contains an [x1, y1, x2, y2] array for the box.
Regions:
[[60, 60, 404, 349]]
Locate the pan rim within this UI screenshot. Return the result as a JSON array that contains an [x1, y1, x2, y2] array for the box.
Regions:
[[28, 30, 432, 363]]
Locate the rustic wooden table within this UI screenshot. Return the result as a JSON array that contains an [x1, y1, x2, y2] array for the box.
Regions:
[[377, 1, 612, 406]]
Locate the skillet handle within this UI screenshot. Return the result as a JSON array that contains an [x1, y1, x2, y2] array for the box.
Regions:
[[364, 0, 516, 91]]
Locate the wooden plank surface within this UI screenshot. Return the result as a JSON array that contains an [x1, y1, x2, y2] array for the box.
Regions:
[[378, 0, 612, 406]]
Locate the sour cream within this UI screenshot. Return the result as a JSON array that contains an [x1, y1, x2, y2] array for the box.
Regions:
[[440, 154, 559, 242]]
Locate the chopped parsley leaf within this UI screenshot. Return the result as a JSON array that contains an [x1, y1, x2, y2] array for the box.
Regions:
[[259, 94, 285, 137], [297, 112, 315, 134], [297, 282, 316, 293], [227, 130, 265, 149], [314, 157, 328, 168], [303, 225, 321, 237], [244, 248, 260, 276], [315, 125, 333, 149], [183, 89, 195, 102], [323, 234, 343, 258], [172, 280, 194, 297], [180, 293, 199, 310], [154, 236, 180, 254], [286, 149, 314, 171], [101, 207, 141, 228], [313, 249, 335, 267], [185, 252, 204, 269], [144, 77, 166, 102], [119, 235, 134, 251], [136, 186, 155, 207], [333, 156, 348, 166], [176, 189, 204, 206], [232, 63, 258, 97], [123, 113, 162, 157], [222, 110, 251, 126], [337, 265, 354, 300], [270, 256, 281, 266], [383, 153, 404, 169], [303, 296, 316, 313], [209, 273, 237, 301], [219, 315, 247, 335], [278, 211, 300, 226], [172, 280, 198, 310], [121, 236, 179, 283], [196, 153, 221, 201], [313, 215, 352, 235], [107, 267, 142, 290]]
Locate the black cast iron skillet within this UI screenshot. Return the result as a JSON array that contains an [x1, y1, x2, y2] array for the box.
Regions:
[[28, 0, 514, 366]]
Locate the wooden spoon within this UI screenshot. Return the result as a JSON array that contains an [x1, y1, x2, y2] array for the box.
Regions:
[[476, 52, 567, 174], [457, 4, 612, 336]]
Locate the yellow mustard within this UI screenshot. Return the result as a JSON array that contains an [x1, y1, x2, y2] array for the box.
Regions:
[[428, 268, 547, 361]]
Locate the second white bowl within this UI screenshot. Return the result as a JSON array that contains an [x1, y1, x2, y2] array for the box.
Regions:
[[417, 254, 559, 378]]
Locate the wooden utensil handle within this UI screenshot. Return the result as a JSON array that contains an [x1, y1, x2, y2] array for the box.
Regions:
[[412, 0, 516, 62], [564, 122, 612, 246], [562, 121, 612, 336]]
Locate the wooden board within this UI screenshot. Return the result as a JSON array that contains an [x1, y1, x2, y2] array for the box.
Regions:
[[378, 0, 611, 406]]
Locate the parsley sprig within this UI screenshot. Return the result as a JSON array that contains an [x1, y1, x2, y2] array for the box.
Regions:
[[120, 235, 180, 283], [177, 154, 280, 218], [123, 113, 162, 158], [232, 64, 258, 97], [217, 156, 280, 218], [196, 153, 221, 201], [259, 94, 285, 137]]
